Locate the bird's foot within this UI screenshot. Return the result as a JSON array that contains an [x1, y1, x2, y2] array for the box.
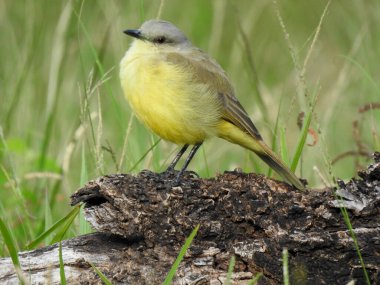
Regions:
[[160, 168, 199, 189], [161, 167, 177, 179]]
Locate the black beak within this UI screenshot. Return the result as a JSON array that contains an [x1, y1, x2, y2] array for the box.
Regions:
[[123, 29, 142, 39]]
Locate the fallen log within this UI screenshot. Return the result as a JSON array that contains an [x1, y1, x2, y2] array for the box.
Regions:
[[1, 154, 379, 284]]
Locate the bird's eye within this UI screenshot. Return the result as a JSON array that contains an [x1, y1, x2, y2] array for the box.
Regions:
[[154, 36, 166, 44]]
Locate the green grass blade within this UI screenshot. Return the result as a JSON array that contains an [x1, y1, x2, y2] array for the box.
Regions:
[[48, 179, 64, 211], [90, 262, 113, 285], [88, 24, 111, 88], [236, 19, 269, 125], [50, 206, 80, 245], [35, 180, 64, 241], [201, 145, 210, 177], [225, 255, 236, 285], [162, 224, 200, 285], [73, 6, 124, 131], [282, 248, 289, 285], [27, 205, 80, 249], [268, 101, 282, 178], [37, 113, 56, 170], [59, 242, 67, 285], [291, 87, 318, 172], [44, 188, 53, 245], [341, 56, 380, 95], [0, 216, 20, 267], [247, 273, 263, 285], [150, 135, 161, 172], [3, 51, 34, 135], [280, 127, 290, 165], [0, 216, 26, 283], [339, 204, 371, 284], [0, 127, 23, 198], [128, 138, 161, 172], [37, 1, 73, 170]]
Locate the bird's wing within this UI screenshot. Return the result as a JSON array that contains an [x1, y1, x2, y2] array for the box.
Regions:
[[166, 50, 262, 140]]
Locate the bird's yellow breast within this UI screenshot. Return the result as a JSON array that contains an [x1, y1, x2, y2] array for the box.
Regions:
[[120, 41, 222, 144]]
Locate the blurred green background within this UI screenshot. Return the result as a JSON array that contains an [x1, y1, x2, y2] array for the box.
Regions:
[[0, 0, 379, 253]]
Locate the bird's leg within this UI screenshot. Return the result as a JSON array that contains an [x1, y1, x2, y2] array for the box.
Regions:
[[166, 144, 189, 173], [174, 143, 202, 185]]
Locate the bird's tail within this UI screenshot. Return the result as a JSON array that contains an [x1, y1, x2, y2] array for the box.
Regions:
[[216, 121, 304, 190], [254, 140, 304, 190]]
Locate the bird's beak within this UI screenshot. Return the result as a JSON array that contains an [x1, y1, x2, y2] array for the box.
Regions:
[[123, 29, 143, 39]]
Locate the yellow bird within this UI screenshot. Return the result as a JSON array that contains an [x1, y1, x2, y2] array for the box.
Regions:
[[120, 19, 304, 190]]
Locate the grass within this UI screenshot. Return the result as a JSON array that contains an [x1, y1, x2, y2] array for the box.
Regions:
[[225, 255, 236, 285], [282, 248, 290, 285], [0, 217, 21, 274], [59, 242, 67, 285], [0, 0, 379, 283], [162, 224, 199, 285], [338, 197, 371, 284], [90, 262, 113, 285]]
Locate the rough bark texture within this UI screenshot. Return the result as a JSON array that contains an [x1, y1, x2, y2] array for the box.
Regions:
[[1, 154, 380, 285]]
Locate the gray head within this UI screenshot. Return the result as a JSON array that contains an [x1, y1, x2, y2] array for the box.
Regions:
[[124, 20, 190, 46]]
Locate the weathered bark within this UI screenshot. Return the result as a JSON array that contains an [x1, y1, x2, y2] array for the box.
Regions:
[[1, 154, 379, 285]]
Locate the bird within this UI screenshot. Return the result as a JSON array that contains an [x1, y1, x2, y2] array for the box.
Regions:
[[119, 19, 304, 190]]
